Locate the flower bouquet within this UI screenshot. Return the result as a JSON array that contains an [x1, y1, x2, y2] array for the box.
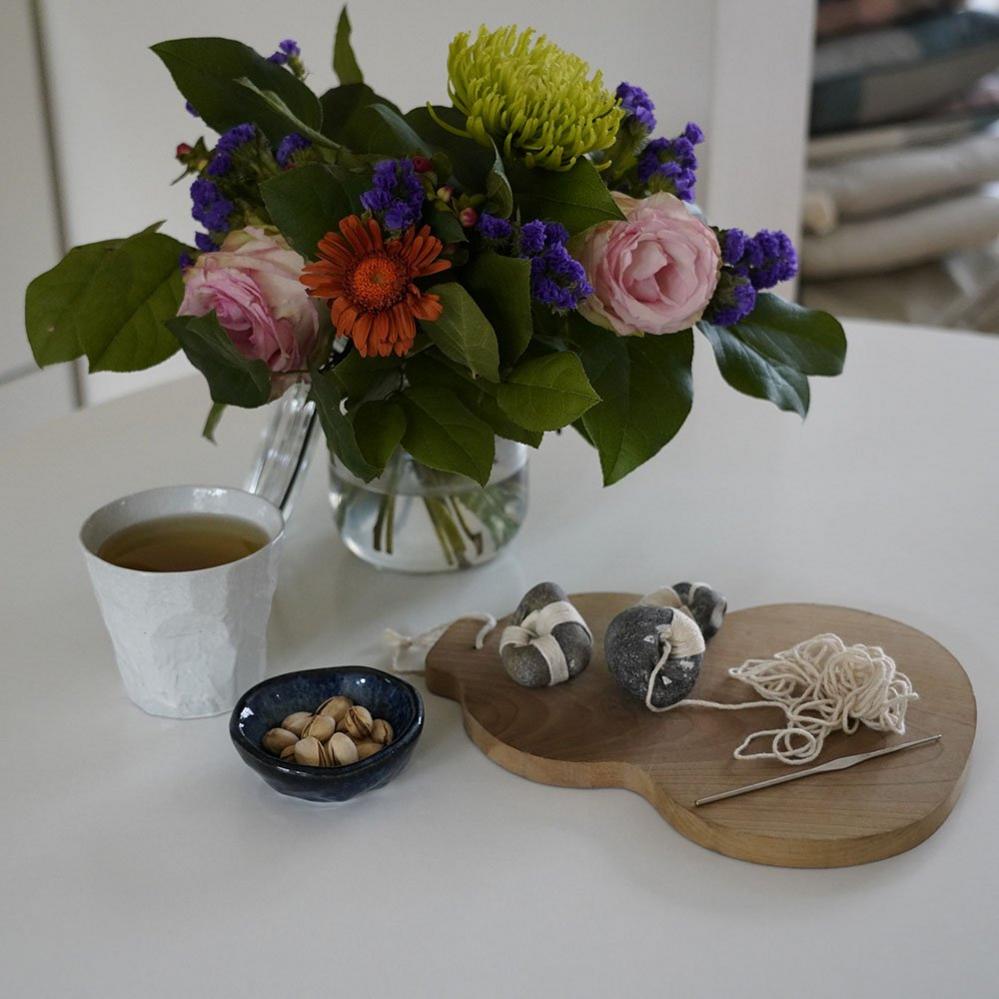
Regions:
[[26, 10, 846, 571]]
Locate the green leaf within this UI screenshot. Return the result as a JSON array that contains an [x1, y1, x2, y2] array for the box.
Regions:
[[75, 230, 187, 372], [151, 38, 321, 144], [406, 352, 542, 447], [508, 158, 624, 235], [320, 83, 398, 142], [418, 284, 500, 382], [166, 312, 272, 406], [400, 385, 495, 485], [427, 208, 467, 244], [260, 164, 352, 259], [25, 238, 123, 366], [484, 145, 514, 218], [461, 252, 533, 363], [329, 349, 404, 402], [353, 399, 406, 470], [202, 402, 226, 443], [333, 6, 364, 85], [572, 319, 694, 485], [341, 103, 430, 158], [405, 106, 512, 215], [699, 320, 810, 417], [497, 351, 600, 432], [309, 368, 378, 481], [715, 292, 847, 376], [234, 77, 335, 150]]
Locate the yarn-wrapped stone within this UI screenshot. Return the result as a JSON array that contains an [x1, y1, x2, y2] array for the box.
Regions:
[[500, 582, 593, 688], [642, 582, 727, 640], [605, 605, 706, 709]]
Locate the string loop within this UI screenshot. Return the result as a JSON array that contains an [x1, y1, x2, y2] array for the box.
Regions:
[[647, 632, 919, 765]]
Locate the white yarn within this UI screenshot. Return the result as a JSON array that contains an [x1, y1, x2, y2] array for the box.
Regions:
[[648, 632, 919, 765], [384, 613, 497, 672], [500, 601, 592, 686]]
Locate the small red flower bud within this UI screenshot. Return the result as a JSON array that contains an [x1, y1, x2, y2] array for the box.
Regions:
[[411, 155, 433, 174], [175, 142, 192, 159], [459, 206, 478, 228]]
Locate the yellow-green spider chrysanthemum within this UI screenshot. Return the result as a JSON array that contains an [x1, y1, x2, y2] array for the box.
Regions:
[[446, 25, 625, 172]]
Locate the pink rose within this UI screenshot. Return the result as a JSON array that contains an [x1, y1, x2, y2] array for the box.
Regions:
[[179, 226, 319, 374], [574, 191, 721, 336]]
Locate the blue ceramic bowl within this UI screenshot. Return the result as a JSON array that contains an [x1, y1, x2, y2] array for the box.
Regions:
[[230, 666, 424, 803]]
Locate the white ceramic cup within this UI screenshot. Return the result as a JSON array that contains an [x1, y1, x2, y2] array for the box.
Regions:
[[80, 486, 285, 719]]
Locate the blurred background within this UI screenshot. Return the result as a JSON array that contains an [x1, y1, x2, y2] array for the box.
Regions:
[[3, 0, 998, 435]]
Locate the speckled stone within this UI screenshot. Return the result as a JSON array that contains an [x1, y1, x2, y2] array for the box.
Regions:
[[673, 582, 727, 640], [604, 605, 703, 708], [501, 582, 593, 688]]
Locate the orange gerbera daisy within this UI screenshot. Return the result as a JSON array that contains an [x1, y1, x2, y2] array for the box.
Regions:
[[300, 215, 451, 358]]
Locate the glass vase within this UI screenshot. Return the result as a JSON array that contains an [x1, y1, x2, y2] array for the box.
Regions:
[[328, 441, 529, 572]]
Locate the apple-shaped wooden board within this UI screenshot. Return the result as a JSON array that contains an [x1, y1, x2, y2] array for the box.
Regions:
[[425, 595, 976, 868]]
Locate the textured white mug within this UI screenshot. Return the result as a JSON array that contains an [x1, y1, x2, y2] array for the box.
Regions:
[[80, 486, 284, 719]]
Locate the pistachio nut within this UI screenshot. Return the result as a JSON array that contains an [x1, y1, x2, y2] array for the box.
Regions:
[[281, 711, 314, 737], [369, 719, 394, 745], [316, 695, 352, 723], [327, 732, 360, 766], [340, 705, 374, 740], [262, 727, 299, 755]]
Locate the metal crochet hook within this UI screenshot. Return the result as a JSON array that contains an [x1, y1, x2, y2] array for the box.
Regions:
[[695, 734, 942, 807]]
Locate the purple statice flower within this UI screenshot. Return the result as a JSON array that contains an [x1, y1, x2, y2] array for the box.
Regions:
[[616, 82, 656, 132], [528, 245, 592, 311], [637, 123, 704, 201], [519, 219, 547, 256], [477, 212, 513, 241], [707, 277, 757, 326], [721, 228, 747, 266], [743, 229, 798, 289], [194, 232, 218, 252], [216, 123, 255, 154], [190, 178, 233, 233], [360, 158, 425, 230], [276, 132, 311, 167], [205, 152, 231, 176], [268, 38, 301, 64], [185, 100, 199, 117], [516, 219, 591, 311], [683, 121, 704, 144], [178, 252, 194, 271]]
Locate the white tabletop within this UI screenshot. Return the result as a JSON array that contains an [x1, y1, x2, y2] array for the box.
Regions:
[[2, 319, 997, 998]]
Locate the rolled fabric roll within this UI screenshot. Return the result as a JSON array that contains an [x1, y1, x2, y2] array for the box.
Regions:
[[500, 582, 593, 688]]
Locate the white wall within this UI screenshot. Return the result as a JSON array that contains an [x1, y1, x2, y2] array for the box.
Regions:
[[0, 0, 75, 436], [37, 0, 813, 406]]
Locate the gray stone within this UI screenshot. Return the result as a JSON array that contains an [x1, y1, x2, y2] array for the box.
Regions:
[[502, 582, 593, 688], [605, 605, 703, 708], [673, 582, 727, 640]]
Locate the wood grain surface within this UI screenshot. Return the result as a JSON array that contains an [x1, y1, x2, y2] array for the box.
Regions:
[[425, 596, 977, 868]]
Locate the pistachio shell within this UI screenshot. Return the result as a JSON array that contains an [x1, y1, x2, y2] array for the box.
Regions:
[[261, 727, 298, 755], [327, 732, 359, 766], [370, 719, 394, 745], [279, 744, 297, 761], [341, 705, 373, 740], [302, 715, 336, 742], [293, 736, 323, 767], [354, 740, 382, 761], [281, 711, 314, 736], [316, 695, 352, 723]]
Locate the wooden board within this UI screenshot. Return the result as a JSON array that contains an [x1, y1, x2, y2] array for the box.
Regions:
[[425, 597, 977, 868]]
